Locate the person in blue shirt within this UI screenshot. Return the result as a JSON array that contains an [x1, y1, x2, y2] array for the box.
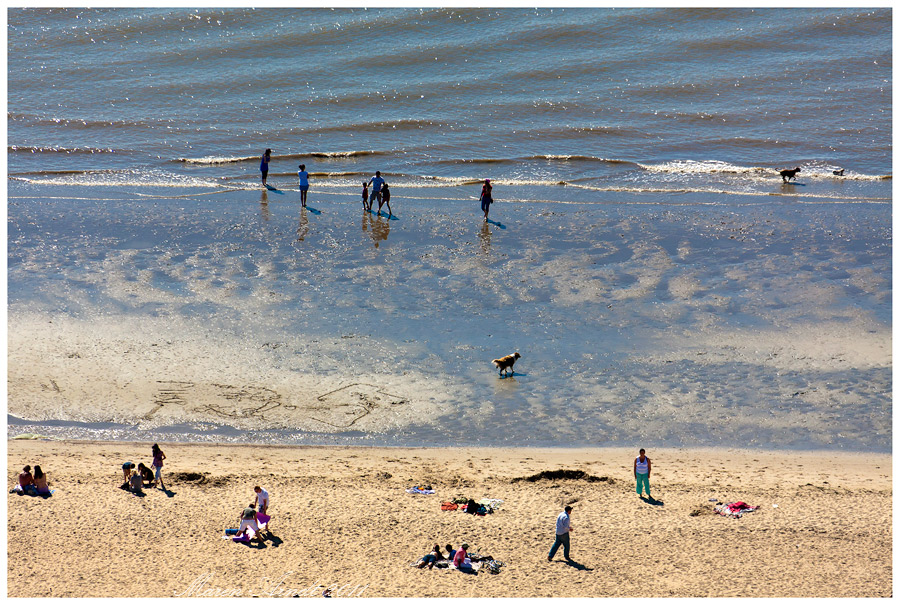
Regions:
[[368, 171, 385, 210], [297, 164, 310, 207], [548, 505, 573, 561]]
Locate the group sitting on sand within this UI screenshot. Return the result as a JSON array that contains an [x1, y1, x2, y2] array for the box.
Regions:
[[11, 464, 52, 497], [119, 444, 167, 494], [415, 542, 500, 574]]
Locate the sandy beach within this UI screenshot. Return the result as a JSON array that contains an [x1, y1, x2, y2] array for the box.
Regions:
[[7, 439, 891, 598]]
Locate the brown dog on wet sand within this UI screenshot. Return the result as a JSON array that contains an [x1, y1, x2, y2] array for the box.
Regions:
[[492, 352, 521, 377]]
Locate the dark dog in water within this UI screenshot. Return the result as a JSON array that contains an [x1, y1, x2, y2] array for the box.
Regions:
[[833, 168, 844, 176], [780, 167, 801, 183]]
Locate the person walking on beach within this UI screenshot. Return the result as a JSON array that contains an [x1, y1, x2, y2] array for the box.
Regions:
[[260, 149, 272, 187], [480, 179, 493, 220], [297, 164, 309, 207], [378, 182, 392, 217], [548, 505, 573, 561], [634, 448, 651, 498], [151, 443, 166, 490], [368, 171, 385, 210]]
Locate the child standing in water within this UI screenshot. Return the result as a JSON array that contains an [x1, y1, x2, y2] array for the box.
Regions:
[[379, 182, 392, 217], [362, 181, 370, 211]]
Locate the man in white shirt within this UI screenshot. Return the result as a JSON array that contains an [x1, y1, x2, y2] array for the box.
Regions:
[[548, 505, 573, 561], [254, 486, 269, 515]]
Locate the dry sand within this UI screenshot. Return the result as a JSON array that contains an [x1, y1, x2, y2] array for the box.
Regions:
[[7, 440, 891, 598]]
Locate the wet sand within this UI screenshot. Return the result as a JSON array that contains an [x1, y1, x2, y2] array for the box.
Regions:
[[7, 440, 891, 598]]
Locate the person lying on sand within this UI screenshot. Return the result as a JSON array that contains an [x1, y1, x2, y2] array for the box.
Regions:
[[416, 544, 445, 569]]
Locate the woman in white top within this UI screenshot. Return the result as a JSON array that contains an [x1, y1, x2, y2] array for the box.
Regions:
[[634, 448, 651, 497]]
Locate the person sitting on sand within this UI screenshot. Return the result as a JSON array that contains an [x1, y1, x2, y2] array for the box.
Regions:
[[33, 465, 51, 496], [137, 463, 154, 487], [417, 544, 444, 569], [128, 467, 144, 494], [445, 543, 456, 560], [452, 543, 474, 573], [15, 465, 36, 495]]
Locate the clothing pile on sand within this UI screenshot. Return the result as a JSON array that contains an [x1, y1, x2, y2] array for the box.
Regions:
[[714, 501, 758, 518], [441, 497, 503, 515]]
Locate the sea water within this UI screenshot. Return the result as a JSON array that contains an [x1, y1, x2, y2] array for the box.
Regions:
[[7, 8, 892, 451]]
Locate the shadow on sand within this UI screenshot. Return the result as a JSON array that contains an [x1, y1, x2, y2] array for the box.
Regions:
[[640, 495, 664, 506]]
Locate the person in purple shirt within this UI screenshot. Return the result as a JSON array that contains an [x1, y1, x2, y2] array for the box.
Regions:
[[151, 443, 166, 490]]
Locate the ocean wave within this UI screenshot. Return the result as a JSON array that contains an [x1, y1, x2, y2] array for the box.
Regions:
[[566, 181, 890, 201], [8, 144, 116, 155], [177, 150, 383, 165], [10, 169, 224, 189], [638, 160, 890, 181]]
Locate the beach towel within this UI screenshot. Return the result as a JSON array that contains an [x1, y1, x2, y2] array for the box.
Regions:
[[406, 486, 436, 495], [441, 502, 459, 511], [715, 501, 758, 518]]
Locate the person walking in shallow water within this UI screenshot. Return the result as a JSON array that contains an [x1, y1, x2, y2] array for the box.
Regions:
[[635, 448, 651, 498], [260, 149, 271, 188], [548, 505, 573, 561], [368, 171, 385, 210], [378, 182, 392, 216], [480, 178, 493, 220]]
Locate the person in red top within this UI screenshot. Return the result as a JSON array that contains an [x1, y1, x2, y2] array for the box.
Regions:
[[480, 179, 493, 220], [453, 543, 473, 573]]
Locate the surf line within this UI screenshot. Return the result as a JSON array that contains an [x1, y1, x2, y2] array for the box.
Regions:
[[131, 188, 246, 199]]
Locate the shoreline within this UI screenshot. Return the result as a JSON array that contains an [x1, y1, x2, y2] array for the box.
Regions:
[[7, 439, 891, 597]]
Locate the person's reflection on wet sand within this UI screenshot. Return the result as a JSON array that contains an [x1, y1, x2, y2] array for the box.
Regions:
[[259, 189, 270, 221], [479, 220, 492, 255], [296, 207, 308, 242], [371, 213, 390, 247]]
